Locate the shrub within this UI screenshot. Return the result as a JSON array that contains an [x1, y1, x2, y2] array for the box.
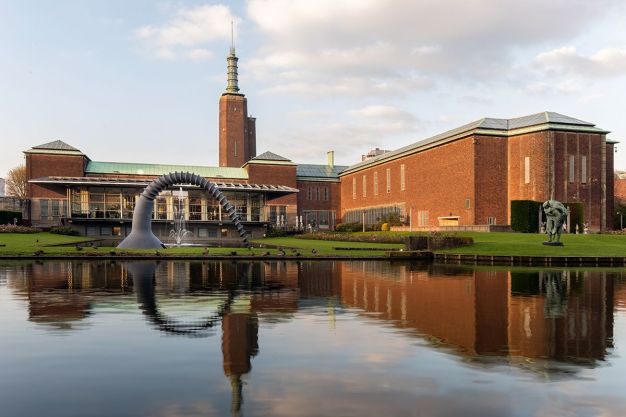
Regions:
[[381, 223, 390, 231], [0, 224, 40, 233], [50, 226, 80, 236], [510, 200, 541, 233], [265, 228, 288, 238], [295, 231, 410, 244], [335, 222, 363, 232], [0, 210, 22, 225]]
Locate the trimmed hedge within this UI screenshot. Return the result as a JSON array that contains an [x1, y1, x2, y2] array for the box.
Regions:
[[335, 222, 363, 232], [295, 232, 406, 244], [0, 225, 40, 233], [510, 200, 541, 233], [0, 210, 22, 225], [50, 226, 80, 236]]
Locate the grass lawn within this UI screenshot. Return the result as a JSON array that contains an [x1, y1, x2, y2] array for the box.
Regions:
[[436, 232, 626, 257], [0, 233, 401, 257], [253, 236, 404, 256], [2, 231, 625, 258]]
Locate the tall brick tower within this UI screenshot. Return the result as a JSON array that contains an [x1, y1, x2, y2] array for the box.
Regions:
[[219, 38, 256, 167]]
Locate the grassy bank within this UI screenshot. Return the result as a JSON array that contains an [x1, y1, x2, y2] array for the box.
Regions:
[[436, 232, 626, 257], [1, 231, 625, 258], [0, 233, 402, 258]]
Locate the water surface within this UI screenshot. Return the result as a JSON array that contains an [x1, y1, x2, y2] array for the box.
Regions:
[[1, 260, 625, 417]]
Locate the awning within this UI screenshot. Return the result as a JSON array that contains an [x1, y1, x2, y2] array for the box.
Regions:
[[29, 176, 299, 196]]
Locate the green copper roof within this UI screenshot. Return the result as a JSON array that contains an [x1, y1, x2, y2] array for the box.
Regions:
[[296, 164, 348, 181], [86, 161, 248, 179]]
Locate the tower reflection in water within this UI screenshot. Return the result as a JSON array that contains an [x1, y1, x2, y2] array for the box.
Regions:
[[4, 260, 626, 413]]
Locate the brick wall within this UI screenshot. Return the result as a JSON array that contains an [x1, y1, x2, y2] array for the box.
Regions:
[[474, 135, 508, 225], [219, 94, 249, 167], [246, 163, 297, 208], [340, 137, 476, 226], [26, 153, 86, 199], [296, 180, 341, 213]]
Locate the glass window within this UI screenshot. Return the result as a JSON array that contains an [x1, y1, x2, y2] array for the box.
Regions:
[[400, 164, 406, 191], [40, 199, 49, 220], [86, 226, 98, 236], [352, 178, 356, 199], [569, 155, 575, 183], [100, 226, 112, 236], [581, 155, 587, 184]]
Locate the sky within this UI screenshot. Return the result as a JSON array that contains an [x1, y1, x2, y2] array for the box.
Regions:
[[1, 0, 626, 178]]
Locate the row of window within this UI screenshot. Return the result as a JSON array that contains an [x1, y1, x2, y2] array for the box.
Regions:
[[352, 164, 406, 199], [69, 188, 265, 222], [306, 186, 330, 201], [524, 155, 588, 184]]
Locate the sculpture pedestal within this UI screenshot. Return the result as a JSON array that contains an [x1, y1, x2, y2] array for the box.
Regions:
[[542, 241, 564, 246]]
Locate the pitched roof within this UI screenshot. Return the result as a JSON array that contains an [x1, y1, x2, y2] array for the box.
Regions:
[[244, 151, 296, 167], [296, 164, 348, 181], [86, 161, 248, 179], [252, 151, 292, 162], [342, 111, 610, 175], [32, 140, 80, 151], [25, 140, 85, 156]]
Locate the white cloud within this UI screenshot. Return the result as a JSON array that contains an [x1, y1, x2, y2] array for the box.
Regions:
[[263, 105, 420, 163], [246, 0, 623, 96], [535, 46, 626, 77], [134, 4, 239, 60]]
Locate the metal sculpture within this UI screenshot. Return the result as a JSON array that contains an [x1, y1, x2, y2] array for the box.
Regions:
[[118, 171, 250, 249], [542, 200, 568, 246]]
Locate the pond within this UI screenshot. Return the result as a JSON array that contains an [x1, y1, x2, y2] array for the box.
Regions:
[[1, 260, 625, 417]]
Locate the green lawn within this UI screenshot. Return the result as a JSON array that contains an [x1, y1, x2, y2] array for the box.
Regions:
[[0, 233, 400, 257], [2, 231, 625, 258], [254, 236, 404, 256], [437, 232, 626, 257]]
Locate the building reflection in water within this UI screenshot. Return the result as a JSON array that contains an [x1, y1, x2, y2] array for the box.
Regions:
[[3, 260, 626, 412]]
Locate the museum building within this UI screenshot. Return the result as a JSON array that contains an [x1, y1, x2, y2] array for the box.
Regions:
[[24, 45, 617, 240]]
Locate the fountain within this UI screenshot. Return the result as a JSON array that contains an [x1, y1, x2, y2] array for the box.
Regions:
[[169, 187, 192, 247]]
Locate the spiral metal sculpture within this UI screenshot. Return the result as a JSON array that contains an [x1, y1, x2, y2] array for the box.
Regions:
[[118, 171, 250, 249]]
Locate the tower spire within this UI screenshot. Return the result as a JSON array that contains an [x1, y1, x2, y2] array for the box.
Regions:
[[226, 21, 239, 93]]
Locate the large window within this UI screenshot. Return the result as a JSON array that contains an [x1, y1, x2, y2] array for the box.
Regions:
[[581, 155, 587, 184], [400, 164, 406, 191]]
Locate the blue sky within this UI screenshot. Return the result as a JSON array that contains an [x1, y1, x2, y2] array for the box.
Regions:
[[1, 0, 626, 178]]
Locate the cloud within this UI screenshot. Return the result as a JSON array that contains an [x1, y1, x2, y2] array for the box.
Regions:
[[134, 4, 239, 60], [264, 105, 420, 163], [535, 46, 626, 77], [246, 0, 622, 96]]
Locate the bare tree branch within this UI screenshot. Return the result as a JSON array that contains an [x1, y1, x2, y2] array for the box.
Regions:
[[6, 165, 28, 200]]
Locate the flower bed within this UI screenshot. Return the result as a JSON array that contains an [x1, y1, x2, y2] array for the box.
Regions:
[[0, 225, 41, 233]]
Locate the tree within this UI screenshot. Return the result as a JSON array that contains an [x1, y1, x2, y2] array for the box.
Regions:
[[6, 164, 27, 200]]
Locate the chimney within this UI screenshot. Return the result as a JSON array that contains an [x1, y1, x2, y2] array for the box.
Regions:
[[327, 150, 334, 168]]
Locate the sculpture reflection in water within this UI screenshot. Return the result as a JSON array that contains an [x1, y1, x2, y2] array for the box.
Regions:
[[6, 260, 626, 413], [127, 261, 261, 416]]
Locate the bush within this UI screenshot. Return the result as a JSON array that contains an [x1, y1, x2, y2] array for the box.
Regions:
[[0, 210, 22, 225], [0, 224, 40, 233], [50, 226, 80, 236], [565, 202, 584, 233], [295, 231, 407, 244], [335, 222, 363, 232], [510, 200, 541, 233], [381, 223, 390, 231]]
